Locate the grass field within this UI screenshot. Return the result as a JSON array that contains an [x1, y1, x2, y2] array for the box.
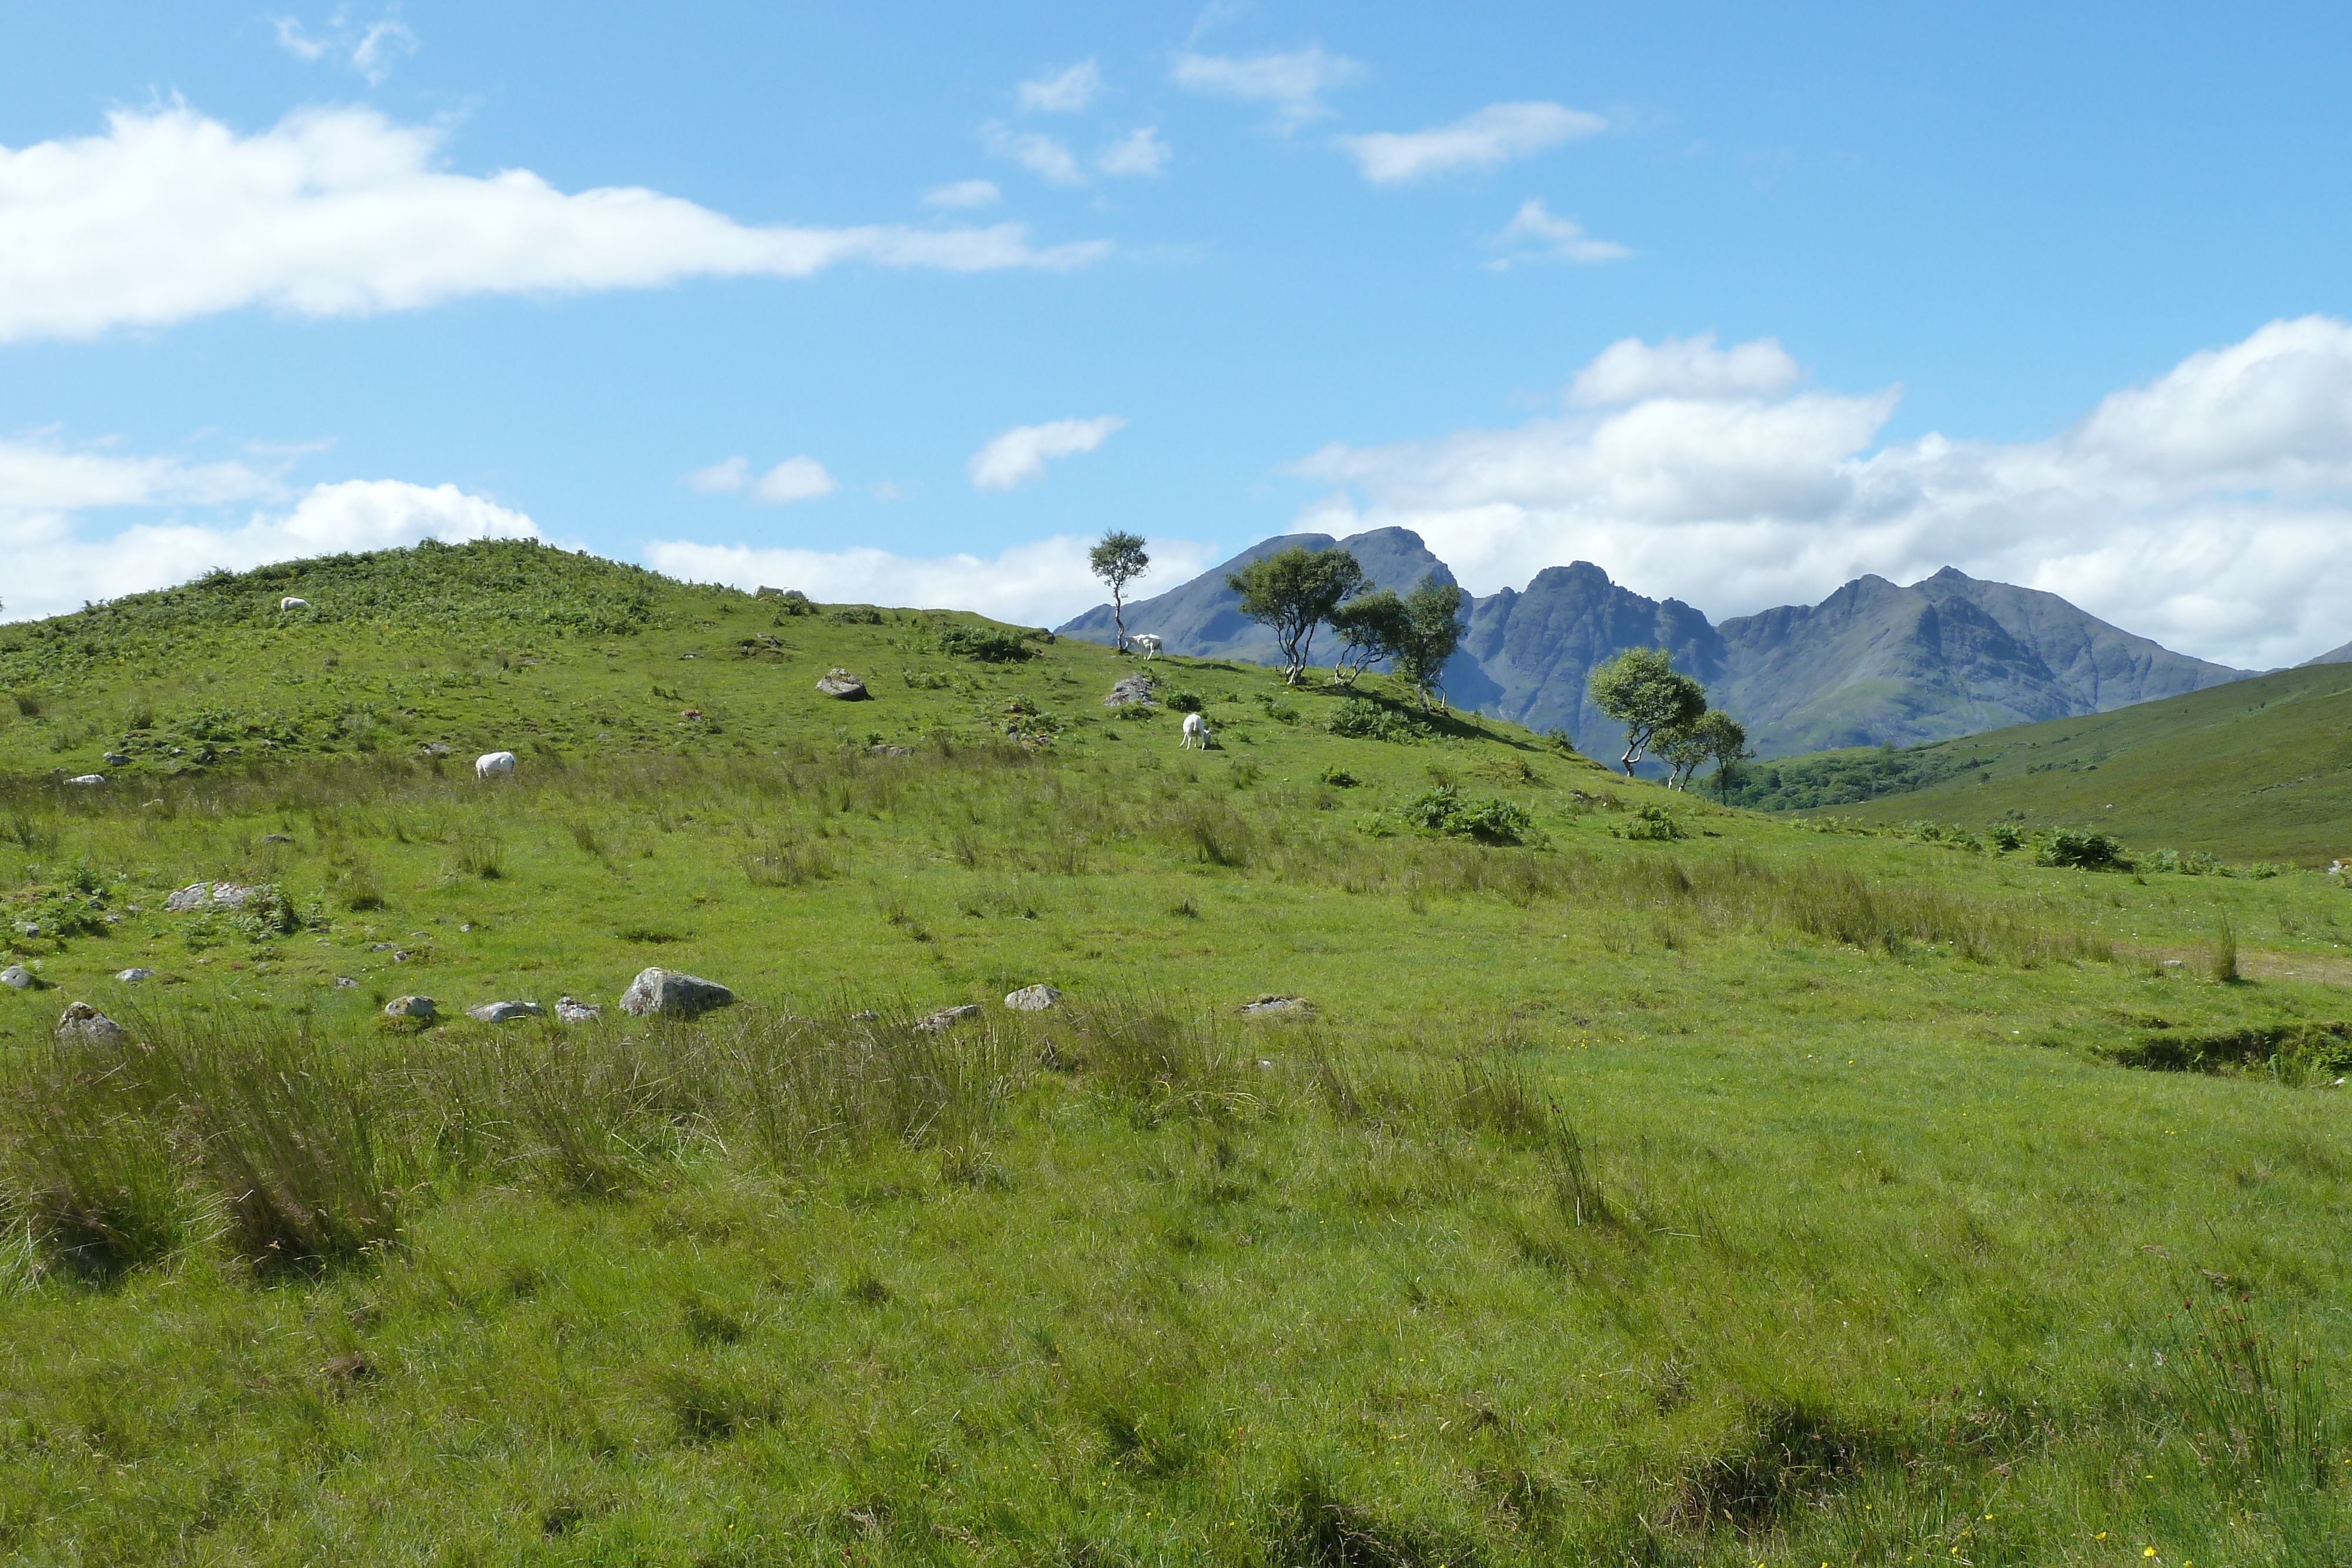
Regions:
[[1725, 660, 2352, 865], [1, 544, 2348, 1566]]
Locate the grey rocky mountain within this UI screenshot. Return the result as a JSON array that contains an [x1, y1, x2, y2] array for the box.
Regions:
[[1058, 531, 2251, 763], [2300, 638, 2352, 666]]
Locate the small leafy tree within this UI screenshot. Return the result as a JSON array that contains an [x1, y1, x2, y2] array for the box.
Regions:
[[1394, 577, 1466, 711], [1328, 590, 1408, 687], [1087, 530, 1151, 653], [1226, 546, 1367, 684], [1586, 647, 1706, 780], [1698, 709, 1753, 800]]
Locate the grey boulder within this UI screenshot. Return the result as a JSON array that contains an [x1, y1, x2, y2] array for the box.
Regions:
[[467, 1000, 545, 1023], [55, 1002, 126, 1042], [1, 965, 33, 989], [554, 995, 602, 1023], [1238, 995, 1313, 1018], [114, 968, 156, 983], [383, 995, 437, 1020], [1104, 673, 1158, 708], [915, 1004, 984, 1034], [165, 881, 253, 913], [103, 752, 132, 767], [1003, 984, 1063, 1012], [815, 668, 870, 700], [619, 968, 734, 1018]]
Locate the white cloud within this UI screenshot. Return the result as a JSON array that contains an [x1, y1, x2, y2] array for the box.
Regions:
[[1019, 61, 1104, 113], [1568, 333, 1797, 406], [981, 122, 1085, 185], [1341, 102, 1604, 184], [923, 179, 1000, 209], [642, 533, 1215, 628], [686, 456, 751, 494], [0, 435, 275, 511], [1488, 198, 1630, 268], [0, 105, 1110, 341], [1286, 317, 2352, 670], [2, 474, 538, 622], [751, 456, 835, 504], [272, 11, 418, 84], [968, 416, 1127, 492], [1096, 126, 1171, 178], [1170, 47, 1366, 128]]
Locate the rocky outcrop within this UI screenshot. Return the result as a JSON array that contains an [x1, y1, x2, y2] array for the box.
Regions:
[[619, 968, 734, 1018]]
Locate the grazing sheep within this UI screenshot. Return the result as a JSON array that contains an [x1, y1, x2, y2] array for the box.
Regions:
[[1132, 633, 1162, 659], [475, 751, 518, 778], [280, 596, 308, 611], [1179, 712, 1207, 750]]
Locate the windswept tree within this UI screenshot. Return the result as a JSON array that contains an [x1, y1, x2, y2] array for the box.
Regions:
[[1328, 589, 1408, 687], [1698, 709, 1754, 799], [1226, 545, 1367, 684], [1394, 577, 1466, 711], [1586, 647, 1706, 779], [1087, 530, 1151, 653]]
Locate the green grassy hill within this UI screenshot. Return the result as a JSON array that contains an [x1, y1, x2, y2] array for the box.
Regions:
[[1, 544, 2348, 1566], [1724, 658, 2352, 862]]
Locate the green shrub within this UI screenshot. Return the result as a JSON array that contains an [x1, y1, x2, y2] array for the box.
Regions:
[[826, 606, 884, 626], [936, 626, 1033, 663], [1164, 689, 1205, 713], [2144, 847, 2220, 875], [1988, 824, 2024, 852], [1329, 698, 1429, 744], [1613, 804, 1685, 841], [2036, 830, 2129, 871], [1318, 766, 1359, 787], [1397, 786, 1533, 844]]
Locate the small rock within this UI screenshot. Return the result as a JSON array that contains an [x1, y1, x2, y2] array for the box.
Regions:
[[816, 668, 870, 700], [64, 774, 106, 787], [848, 1009, 879, 1022], [55, 1001, 126, 1042], [114, 968, 155, 983], [262, 833, 293, 844], [165, 882, 253, 913], [1103, 673, 1158, 708], [554, 995, 601, 1023], [915, 1004, 985, 1034], [1, 965, 34, 989], [1003, 984, 1063, 1012], [383, 995, 437, 1020], [467, 1000, 545, 1023], [618, 967, 734, 1018], [369, 942, 396, 951], [335, 976, 358, 987], [103, 752, 131, 767], [392, 950, 411, 962], [421, 742, 451, 757], [1238, 995, 1313, 1018], [868, 744, 915, 757], [2161, 959, 2184, 968]]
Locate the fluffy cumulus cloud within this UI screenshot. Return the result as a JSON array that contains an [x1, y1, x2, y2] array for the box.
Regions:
[[1341, 102, 1605, 184], [1488, 198, 1629, 268], [0, 105, 1108, 340], [968, 416, 1125, 492], [1288, 317, 2352, 670], [642, 534, 1215, 630], [1, 444, 539, 621], [1170, 47, 1366, 128], [1018, 60, 1103, 114]]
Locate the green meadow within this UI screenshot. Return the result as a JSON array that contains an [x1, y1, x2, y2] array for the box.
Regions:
[[0, 543, 2347, 1565]]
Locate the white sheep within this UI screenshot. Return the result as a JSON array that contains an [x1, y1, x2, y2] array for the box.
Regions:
[[475, 751, 518, 778], [1179, 712, 1207, 749], [280, 597, 309, 611], [1132, 633, 1162, 659]]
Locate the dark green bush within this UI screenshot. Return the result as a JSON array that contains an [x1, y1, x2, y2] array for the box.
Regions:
[[1329, 698, 1428, 744], [1615, 804, 1685, 842], [1398, 786, 1533, 844], [936, 626, 1033, 663], [2036, 830, 2129, 871]]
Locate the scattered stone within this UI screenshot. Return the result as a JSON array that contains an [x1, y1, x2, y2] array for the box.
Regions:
[[421, 742, 451, 757], [848, 1009, 879, 1022], [915, 1004, 985, 1034], [64, 774, 106, 787], [103, 752, 131, 767], [2161, 959, 2185, 968], [55, 1002, 126, 1042], [392, 951, 412, 962], [1238, 995, 1313, 1018], [1103, 672, 1158, 708], [1, 965, 34, 989], [816, 667, 870, 700], [868, 744, 915, 757], [114, 968, 155, 983], [618, 967, 735, 1018], [335, 976, 358, 987], [369, 942, 396, 951], [554, 995, 602, 1023], [383, 995, 437, 1020], [166, 882, 254, 913], [467, 1000, 545, 1023], [262, 833, 293, 844], [1003, 984, 1063, 1012]]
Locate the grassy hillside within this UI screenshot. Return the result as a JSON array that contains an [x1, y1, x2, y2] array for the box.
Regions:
[[1725, 659, 2352, 863], [1, 544, 2349, 1566]]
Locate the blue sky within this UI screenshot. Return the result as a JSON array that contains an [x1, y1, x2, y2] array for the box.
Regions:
[[5, 2, 2352, 666]]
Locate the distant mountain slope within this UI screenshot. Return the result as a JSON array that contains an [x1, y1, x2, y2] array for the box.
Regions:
[[2300, 638, 2352, 667], [1731, 659, 2352, 864], [1058, 527, 1454, 665], [1063, 534, 2254, 764]]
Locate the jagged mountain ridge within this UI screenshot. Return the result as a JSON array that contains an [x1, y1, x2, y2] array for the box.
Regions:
[[1058, 532, 2253, 762]]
